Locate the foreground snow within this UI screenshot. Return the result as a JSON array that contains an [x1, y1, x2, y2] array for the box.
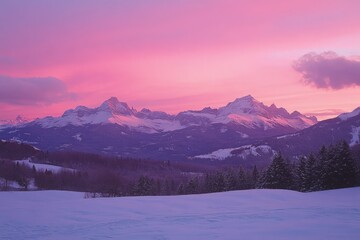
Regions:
[[0, 188, 359, 240]]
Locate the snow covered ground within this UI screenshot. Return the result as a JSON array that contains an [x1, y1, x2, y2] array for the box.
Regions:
[[15, 159, 74, 173], [194, 144, 275, 160], [0, 188, 359, 240]]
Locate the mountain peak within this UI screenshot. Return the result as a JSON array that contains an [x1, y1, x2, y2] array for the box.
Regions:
[[105, 96, 119, 104], [15, 115, 28, 123], [270, 103, 277, 109], [233, 95, 257, 103], [219, 95, 265, 116], [99, 97, 133, 116], [101, 97, 121, 107], [229, 95, 262, 108], [290, 111, 302, 117]]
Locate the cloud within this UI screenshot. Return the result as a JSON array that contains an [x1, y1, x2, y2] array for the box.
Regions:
[[293, 51, 360, 89], [304, 109, 344, 118], [0, 75, 76, 105]]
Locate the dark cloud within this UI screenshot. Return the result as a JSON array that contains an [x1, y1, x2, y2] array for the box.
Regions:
[[0, 75, 76, 105], [293, 51, 360, 89]]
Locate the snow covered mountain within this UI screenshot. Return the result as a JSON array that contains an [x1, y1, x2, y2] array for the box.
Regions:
[[0, 95, 318, 160], [22, 95, 316, 133], [195, 106, 360, 163], [178, 95, 316, 130], [31, 97, 182, 133]]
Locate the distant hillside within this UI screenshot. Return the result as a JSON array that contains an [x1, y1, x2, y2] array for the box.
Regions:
[[0, 140, 40, 160]]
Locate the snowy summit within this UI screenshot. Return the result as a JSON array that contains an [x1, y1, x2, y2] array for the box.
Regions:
[[5, 95, 317, 133]]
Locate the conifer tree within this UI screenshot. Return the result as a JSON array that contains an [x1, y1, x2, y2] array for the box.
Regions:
[[252, 165, 259, 188], [296, 156, 307, 192], [224, 169, 237, 191], [133, 176, 156, 196], [237, 167, 248, 190], [204, 173, 214, 193], [317, 146, 329, 190], [185, 177, 199, 194], [306, 154, 319, 191], [177, 183, 185, 195], [333, 141, 357, 188], [316, 142, 357, 190], [261, 153, 293, 189], [214, 171, 225, 192]]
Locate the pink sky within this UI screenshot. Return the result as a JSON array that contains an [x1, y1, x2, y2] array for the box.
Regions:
[[0, 0, 360, 121]]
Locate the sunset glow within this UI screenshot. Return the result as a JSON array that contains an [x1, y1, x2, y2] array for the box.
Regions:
[[1, 0, 360, 120]]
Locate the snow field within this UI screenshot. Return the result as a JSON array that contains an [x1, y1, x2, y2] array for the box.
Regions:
[[0, 188, 359, 239]]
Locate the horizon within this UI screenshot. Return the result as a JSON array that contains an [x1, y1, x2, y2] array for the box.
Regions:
[[1, 1, 360, 121], [1, 94, 354, 122]]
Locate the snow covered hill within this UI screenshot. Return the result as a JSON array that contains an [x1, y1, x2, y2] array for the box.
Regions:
[[15, 159, 74, 173], [194, 106, 360, 161], [0, 188, 359, 240], [194, 144, 276, 160], [261, 106, 360, 157]]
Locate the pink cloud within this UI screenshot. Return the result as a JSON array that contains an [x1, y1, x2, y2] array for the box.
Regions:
[[0, 75, 76, 105], [294, 52, 360, 89]]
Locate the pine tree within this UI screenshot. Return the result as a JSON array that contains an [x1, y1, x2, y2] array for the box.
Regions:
[[214, 171, 225, 192], [334, 141, 357, 188], [261, 153, 293, 189], [317, 146, 330, 190], [237, 167, 248, 190], [185, 178, 199, 194], [177, 183, 185, 195], [252, 165, 259, 188], [306, 154, 319, 191], [316, 142, 358, 190], [32, 165, 37, 173], [204, 173, 214, 193], [296, 156, 307, 192], [133, 176, 156, 196], [326, 144, 341, 189], [224, 169, 237, 191]]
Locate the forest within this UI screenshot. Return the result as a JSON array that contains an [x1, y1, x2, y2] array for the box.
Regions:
[[0, 140, 359, 197]]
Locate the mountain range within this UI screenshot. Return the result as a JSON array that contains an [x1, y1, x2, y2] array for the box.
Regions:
[[18, 95, 316, 133], [0, 95, 358, 163]]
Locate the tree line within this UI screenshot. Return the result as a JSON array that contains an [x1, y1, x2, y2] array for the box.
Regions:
[[0, 141, 359, 196]]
